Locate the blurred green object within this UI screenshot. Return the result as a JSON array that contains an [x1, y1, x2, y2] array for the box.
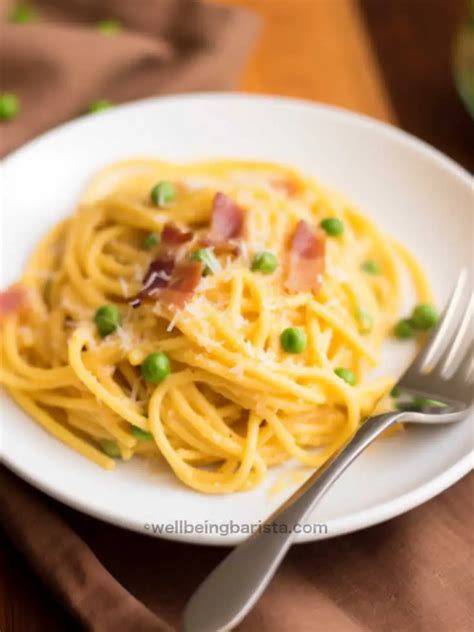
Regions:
[[8, 2, 36, 23], [87, 99, 113, 114], [0, 93, 20, 121], [97, 18, 122, 36], [453, 1, 474, 117]]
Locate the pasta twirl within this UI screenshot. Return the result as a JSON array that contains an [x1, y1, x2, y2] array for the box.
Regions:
[[0, 159, 432, 493]]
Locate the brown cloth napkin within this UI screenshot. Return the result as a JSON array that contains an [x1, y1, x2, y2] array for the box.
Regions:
[[1, 467, 473, 632], [0, 0, 259, 156], [1, 1, 473, 631]]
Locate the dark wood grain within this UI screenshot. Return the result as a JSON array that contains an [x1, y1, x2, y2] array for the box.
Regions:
[[361, 0, 473, 172], [0, 527, 79, 631], [1, 1, 471, 630]]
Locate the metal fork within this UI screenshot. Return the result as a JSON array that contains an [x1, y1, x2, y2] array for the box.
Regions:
[[183, 270, 473, 632]]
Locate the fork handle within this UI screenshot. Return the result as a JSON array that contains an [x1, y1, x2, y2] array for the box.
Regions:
[[183, 411, 407, 632]]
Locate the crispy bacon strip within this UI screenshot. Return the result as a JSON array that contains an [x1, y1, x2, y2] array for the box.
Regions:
[[143, 258, 174, 290], [198, 239, 241, 256], [130, 194, 243, 310], [159, 260, 204, 309], [130, 258, 175, 307], [130, 223, 193, 308], [285, 220, 326, 293], [212, 241, 241, 256], [0, 285, 28, 321], [161, 223, 193, 246], [208, 192, 244, 244]]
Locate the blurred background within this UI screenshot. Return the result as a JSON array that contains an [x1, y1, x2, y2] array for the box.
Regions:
[[1, 0, 473, 169], [221, 0, 474, 171], [0, 0, 473, 630]]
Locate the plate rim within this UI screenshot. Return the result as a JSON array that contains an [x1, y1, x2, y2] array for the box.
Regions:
[[1, 92, 473, 546], [2, 445, 472, 546], [2, 92, 473, 184]]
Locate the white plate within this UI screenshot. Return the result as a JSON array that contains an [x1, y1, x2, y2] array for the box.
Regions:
[[0, 94, 472, 545]]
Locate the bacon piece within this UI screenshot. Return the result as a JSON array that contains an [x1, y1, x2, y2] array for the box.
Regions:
[[270, 178, 300, 197], [0, 285, 28, 321], [161, 223, 193, 246], [159, 260, 204, 309], [130, 258, 174, 307], [285, 220, 326, 293], [208, 193, 244, 244], [130, 223, 193, 308], [141, 258, 174, 295], [198, 238, 241, 256], [130, 257, 203, 310], [212, 241, 241, 256]]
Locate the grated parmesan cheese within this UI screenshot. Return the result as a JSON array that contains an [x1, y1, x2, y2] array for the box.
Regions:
[[326, 262, 349, 282], [166, 311, 181, 332], [141, 269, 171, 293], [129, 375, 140, 403], [115, 326, 133, 352], [229, 364, 245, 379], [118, 277, 129, 298], [184, 177, 211, 190], [239, 240, 250, 265], [133, 264, 143, 282]]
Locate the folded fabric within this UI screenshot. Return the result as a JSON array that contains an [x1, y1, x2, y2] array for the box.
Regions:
[[1, 464, 472, 632], [0, 466, 174, 631], [0, 0, 259, 156]]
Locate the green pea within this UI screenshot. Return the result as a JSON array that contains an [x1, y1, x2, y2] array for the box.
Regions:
[[150, 181, 176, 206], [390, 386, 401, 398], [100, 439, 121, 457], [356, 308, 373, 334], [141, 352, 171, 384], [9, 3, 36, 23], [131, 425, 153, 441], [280, 327, 307, 354], [334, 367, 357, 385], [0, 93, 20, 121], [251, 251, 278, 274], [394, 318, 414, 340], [143, 233, 160, 250], [361, 260, 381, 275], [397, 397, 448, 412], [411, 304, 438, 330], [97, 18, 122, 35], [413, 397, 447, 409], [87, 99, 113, 114], [320, 217, 344, 237], [190, 248, 219, 275], [94, 304, 122, 337]]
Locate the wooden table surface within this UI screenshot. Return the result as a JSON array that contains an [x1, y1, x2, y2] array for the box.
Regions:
[[1, 1, 472, 630]]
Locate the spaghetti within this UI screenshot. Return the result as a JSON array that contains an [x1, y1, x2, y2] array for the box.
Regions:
[[0, 159, 432, 493]]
